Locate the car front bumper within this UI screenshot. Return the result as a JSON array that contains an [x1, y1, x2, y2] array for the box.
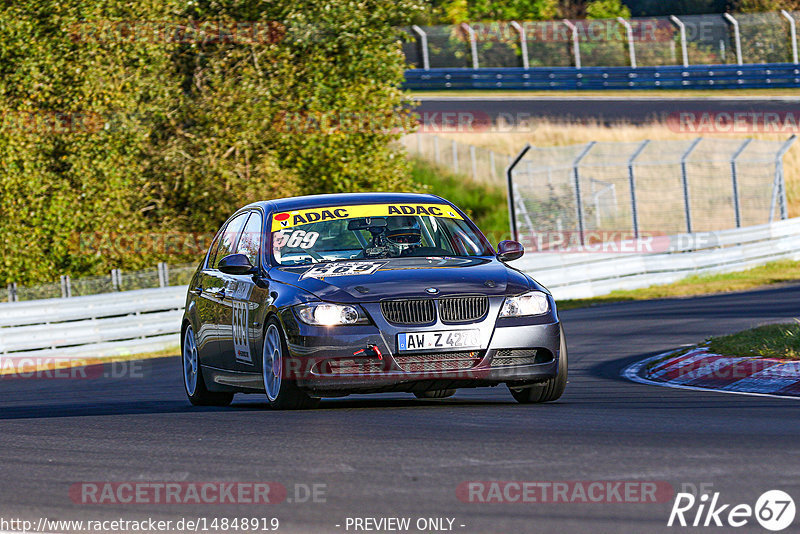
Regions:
[[280, 305, 562, 394]]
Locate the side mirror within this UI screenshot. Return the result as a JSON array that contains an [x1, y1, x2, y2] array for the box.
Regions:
[[497, 240, 524, 262], [218, 253, 257, 275]]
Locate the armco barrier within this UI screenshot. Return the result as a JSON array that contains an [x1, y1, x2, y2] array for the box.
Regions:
[[404, 63, 800, 90], [2, 218, 800, 359], [0, 286, 186, 360], [519, 218, 800, 300]]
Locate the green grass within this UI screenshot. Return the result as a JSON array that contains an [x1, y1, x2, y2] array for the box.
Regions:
[[411, 157, 510, 244], [707, 321, 800, 360], [558, 259, 800, 310]]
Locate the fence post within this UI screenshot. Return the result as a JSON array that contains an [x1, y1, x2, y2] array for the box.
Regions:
[[460, 23, 479, 69], [782, 10, 799, 64], [723, 13, 743, 66], [489, 150, 496, 181], [7, 283, 17, 303], [470, 146, 478, 180], [771, 135, 797, 221], [680, 138, 702, 234], [617, 17, 637, 68], [506, 144, 532, 241], [163, 263, 170, 287], [628, 140, 650, 238], [452, 139, 459, 173], [157, 263, 166, 288], [416, 132, 422, 155], [433, 135, 440, 164], [730, 138, 752, 228], [111, 269, 118, 291], [60, 275, 71, 298], [563, 19, 581, 69], [411, 25, 430, 70], [572, 142, 596, 246], [670, 16, 689, 67], [510, 21, 529, 69]]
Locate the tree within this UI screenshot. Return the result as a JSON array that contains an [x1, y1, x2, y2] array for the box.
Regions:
[[0, 0, 421, 284]]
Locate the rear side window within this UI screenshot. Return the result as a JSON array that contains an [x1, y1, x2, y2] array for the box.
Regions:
[[210, 212, 250, 269], [236, 212, 263, 266]]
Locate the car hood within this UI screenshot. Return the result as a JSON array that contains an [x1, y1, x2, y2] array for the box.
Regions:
[[270, 257, 534, 303]]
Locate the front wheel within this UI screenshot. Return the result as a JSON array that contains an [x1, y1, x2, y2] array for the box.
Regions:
[[262, 318, 320, 410], [183, 324, 234, 407], [509, 328, 568, 404]]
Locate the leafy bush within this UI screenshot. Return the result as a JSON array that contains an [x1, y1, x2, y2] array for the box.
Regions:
[[0, 0, 421, 285]]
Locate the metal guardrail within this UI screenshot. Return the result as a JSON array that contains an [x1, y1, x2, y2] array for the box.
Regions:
[[517, 217, 800, 300], [2, 218, 800, 358], [404, 64, 800, 91], [0, 286, 186, 359]]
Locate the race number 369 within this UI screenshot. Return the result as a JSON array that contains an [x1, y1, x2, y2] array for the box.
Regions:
[[273, 229, 319, 250]]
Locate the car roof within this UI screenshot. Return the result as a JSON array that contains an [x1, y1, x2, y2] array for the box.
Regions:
[[245, 192, 451, 213]]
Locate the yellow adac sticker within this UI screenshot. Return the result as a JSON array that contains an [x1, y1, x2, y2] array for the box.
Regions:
[[271, 203, 462, 231]]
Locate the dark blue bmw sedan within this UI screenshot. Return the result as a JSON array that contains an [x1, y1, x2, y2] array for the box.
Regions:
[[181, 192, 566, 409]]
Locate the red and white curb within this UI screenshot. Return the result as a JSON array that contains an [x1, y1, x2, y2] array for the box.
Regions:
[[623, 347, 800, 400]]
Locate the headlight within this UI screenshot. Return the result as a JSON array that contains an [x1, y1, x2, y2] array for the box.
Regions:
[[294, 303, 369, 326], [499, 291, 550, 317]]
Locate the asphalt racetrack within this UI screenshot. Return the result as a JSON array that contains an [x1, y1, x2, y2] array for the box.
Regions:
[[2, 283, 800, 533], [415, 95, 800, 125]]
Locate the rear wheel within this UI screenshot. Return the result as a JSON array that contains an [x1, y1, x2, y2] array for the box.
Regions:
[[509, 328, 568, 404], [183, 324, 234, 407], [414, 389, 457, 399], [262, 318, 320, 410]]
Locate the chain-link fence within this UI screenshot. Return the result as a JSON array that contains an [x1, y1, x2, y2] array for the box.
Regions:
[[509, 137, 796, 242], [401, 133, 509, 185], [6, 262, 198, 302], [402, 11, 800, 69]]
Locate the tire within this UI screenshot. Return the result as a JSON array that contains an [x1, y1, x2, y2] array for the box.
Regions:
[[262, 318, 320, 410], [183, 324, 234, 407], [414, 389, 457, 399], [509, 327, 568, 404]]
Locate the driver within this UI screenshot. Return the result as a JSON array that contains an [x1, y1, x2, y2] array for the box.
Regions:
[[385, 216, 422, 256]]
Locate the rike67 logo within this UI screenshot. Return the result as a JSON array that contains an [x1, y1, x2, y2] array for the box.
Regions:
[[668, 490, 795, 531]]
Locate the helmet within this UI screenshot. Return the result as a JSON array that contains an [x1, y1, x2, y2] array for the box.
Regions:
[[385, 216, 422, 254]]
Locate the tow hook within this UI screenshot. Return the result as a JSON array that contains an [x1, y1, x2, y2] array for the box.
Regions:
[[353, 345, 383, 360]]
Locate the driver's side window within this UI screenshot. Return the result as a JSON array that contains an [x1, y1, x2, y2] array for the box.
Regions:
[[211, 212, 250, 270], [236, 212, 262, 266]]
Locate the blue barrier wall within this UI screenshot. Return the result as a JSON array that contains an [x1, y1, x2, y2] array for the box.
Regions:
[[404, 63, 800, 90]]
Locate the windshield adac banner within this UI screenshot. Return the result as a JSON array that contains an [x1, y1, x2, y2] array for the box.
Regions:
[[270, 203, 463, 231]]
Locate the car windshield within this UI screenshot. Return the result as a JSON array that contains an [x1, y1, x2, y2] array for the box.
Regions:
[[270, 202, 493, 266]]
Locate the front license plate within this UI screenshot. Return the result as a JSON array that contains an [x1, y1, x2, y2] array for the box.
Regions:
[[397, 330, 481, 352]]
